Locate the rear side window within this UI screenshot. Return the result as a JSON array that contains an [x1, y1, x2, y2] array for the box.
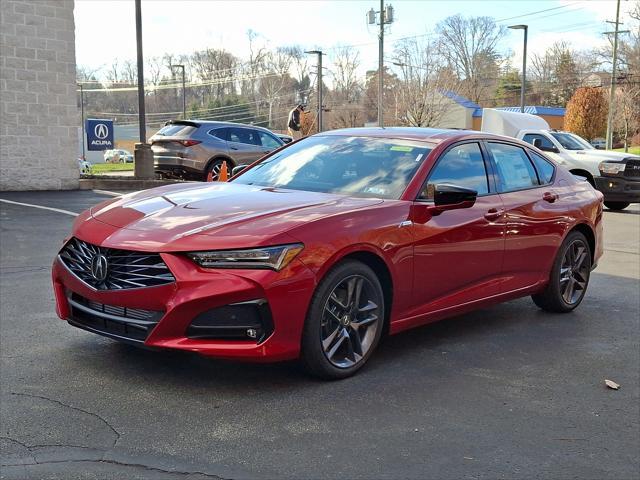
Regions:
[[487, 142, 539, 192], [208, 128, 228, 140], [422, 142, 489, 199], [156, 123, 198, 137], [529, 151, 555, 184], [229, 128, 260, 146]]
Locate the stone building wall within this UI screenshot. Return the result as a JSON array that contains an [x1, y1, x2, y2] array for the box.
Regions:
[[1, 0, 78, 190]]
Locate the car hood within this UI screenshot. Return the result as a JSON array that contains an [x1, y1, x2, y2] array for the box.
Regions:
[[565, 149, 639, 163], [88, 182, 383, 250]]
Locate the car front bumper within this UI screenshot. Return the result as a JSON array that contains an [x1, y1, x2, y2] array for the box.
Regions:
[[52, 249, 316, 362], [594, 176, 640, 203]]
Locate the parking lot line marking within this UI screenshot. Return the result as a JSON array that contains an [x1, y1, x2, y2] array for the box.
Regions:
[[0, 199, 78, 217], [93, 189, 122, 197]]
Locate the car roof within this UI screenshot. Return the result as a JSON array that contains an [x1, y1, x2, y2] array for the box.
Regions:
[[316, 127, 525, 145], [166, 120, 274, 133]]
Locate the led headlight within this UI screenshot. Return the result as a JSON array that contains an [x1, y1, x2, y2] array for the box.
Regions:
[[599, 161, 626, 174], [187, 243, 304, 271]]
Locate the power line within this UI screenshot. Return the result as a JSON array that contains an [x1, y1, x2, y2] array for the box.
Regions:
[[495, 2, 581, 23]]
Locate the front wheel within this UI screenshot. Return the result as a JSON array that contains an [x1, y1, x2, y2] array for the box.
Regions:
[[604, 201, 629, 211], [301, 260, 384, 380], [532, 231, 592, 313]]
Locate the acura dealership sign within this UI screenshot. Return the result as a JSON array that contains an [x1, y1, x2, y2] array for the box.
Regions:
[[86, 119, 114, 150]]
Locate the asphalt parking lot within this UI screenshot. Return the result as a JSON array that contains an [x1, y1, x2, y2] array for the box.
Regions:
[[1, 190, 638, 480]]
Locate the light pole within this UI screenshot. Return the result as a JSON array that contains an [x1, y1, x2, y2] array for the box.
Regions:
[[171, 64, 186, 119], [134, 0, 153, 179], [78, 83, 85, 160], [305, 50, 324, 132], [509, 24, 528, 113]]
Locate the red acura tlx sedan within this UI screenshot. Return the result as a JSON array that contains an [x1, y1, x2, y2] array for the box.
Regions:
[[52, 128, 604, 379]]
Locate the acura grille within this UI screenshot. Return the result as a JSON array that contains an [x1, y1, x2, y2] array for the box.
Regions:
[[59, 238, 175, 290]]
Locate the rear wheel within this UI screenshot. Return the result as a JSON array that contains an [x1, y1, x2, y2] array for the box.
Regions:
[[604, 201, 629, 211], [301, 260, 384, 380], [532, 231, 592, 313], [203, 159, 231, 181]]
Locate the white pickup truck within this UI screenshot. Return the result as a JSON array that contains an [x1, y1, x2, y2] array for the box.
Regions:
[[481, 109, 640, 210]]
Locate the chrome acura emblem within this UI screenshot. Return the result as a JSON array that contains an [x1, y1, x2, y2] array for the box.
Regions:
[[90, 254, 109, 282], [94, 123, 109, 140]]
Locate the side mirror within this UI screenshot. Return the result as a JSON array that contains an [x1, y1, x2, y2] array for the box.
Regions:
[[231, 165, 248, 177], [427, 184, 477, 215], [411, 184, 477, 223], [533, 139, 559, 153]]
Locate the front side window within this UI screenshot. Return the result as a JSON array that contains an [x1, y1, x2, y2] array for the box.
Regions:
[[421, 143, 489, 199], [233, 135, 432, 199], [529, 151, 555, 184], [488, 142, 539, 192], [229, 128, 260, 146], [257, 131, 282, 149]]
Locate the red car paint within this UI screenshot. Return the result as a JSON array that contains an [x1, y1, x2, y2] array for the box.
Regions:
[[52, 129, 604, 361]]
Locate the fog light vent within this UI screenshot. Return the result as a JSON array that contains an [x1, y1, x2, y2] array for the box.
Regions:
[[186, 299, 273, 343]]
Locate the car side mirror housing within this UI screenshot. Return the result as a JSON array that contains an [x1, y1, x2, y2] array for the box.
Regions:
[[430, 184, 478, 214], [533, 139, 559, 153], [231, 165, 248, 177]]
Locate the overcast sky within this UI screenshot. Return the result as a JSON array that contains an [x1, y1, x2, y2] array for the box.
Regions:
[[74, 0, 632, 79]]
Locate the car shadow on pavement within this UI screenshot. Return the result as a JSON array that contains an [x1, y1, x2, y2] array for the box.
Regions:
[[65, 271, 638, 390]]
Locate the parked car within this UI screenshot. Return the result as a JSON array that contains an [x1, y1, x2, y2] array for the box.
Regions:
[[53, 128, 603, 379], [591, 138, 606, 150], [482, 109, 640, 211], [104, 149, 132, 164], [150, 120, 285, 180]]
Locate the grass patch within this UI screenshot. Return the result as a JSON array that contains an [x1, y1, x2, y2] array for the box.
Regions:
[[91, 163, 134, 173], [613, 146, 640, 156]]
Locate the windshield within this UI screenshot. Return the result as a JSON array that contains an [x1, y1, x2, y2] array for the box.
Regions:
[[233, 135, 432, 199], [550, 132, 594, 151]]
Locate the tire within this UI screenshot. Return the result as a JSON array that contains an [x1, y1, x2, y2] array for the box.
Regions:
[[203, 158, 229, 181], [604, 201, 629, 211], [301, 260, 385, 380], [532, 231, 592, 313]]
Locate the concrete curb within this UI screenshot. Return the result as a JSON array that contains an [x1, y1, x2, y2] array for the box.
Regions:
[[79, 177, 194, 191]]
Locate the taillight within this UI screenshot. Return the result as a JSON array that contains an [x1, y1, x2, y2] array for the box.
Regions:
[[176, 140, 201, 147]]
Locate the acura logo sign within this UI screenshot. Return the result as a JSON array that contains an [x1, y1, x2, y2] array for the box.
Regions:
[[90, 254, 109, 282], [94, 123, 109, 140]]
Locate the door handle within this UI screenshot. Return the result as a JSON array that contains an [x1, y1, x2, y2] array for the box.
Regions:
[[543, 191, 558, 203], [230, 146, 238, 150], [484, 208, 504, 221]]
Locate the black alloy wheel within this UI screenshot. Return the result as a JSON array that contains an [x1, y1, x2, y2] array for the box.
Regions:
[[301, 260, 384, 379]]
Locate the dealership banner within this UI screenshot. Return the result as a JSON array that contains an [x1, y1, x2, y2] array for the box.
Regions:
[[86, 119, 114, 151]]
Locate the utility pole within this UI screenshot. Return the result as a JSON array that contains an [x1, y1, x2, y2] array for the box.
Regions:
[[171, 64, 186, 119], [78, 83, 85, 160], [508, 24, 528, 113], [604, 0, 628, 150], [305, 50, 324, 132], [368, 3, 394, 127]]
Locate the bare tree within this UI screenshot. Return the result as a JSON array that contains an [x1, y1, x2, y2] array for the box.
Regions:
[[258, 48, 295, 127], [435, 15, 506, 103], [393, 38, 457, 127], [328, 46, 363, 128]]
